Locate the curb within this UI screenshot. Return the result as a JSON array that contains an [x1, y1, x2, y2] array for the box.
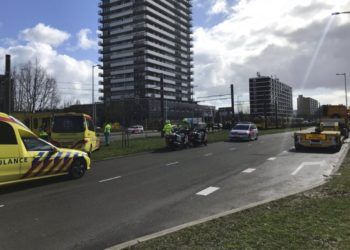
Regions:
[[106, 142, 349, 250]]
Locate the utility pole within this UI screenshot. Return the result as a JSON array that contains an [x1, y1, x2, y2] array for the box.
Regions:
[[92, 64, 100, 126], [231, 84, 234, 124], [4, 55, 12, 114], [264, 92, 267, 129], [275, 98, 278, 128], [160, 74, 165, 137]]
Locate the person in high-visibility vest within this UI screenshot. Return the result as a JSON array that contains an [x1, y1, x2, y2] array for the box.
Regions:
[[163, 120, 173, 135], [39, 129, 49, 141], [104, 122, 112, 146]]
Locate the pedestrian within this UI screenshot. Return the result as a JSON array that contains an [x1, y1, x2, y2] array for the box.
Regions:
[[163, 120, 173, 135], [104, 122, 112, 146], [39, 127, 49, 141]]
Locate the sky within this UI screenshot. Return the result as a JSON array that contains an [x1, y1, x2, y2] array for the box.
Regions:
[[1, 0, 350, 111]]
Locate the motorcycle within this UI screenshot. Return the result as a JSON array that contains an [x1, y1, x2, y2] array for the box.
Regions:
[[188, 128, 208, 147], [165, 129, 189, 150]]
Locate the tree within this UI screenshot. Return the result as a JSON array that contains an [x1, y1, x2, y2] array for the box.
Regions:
[[13, 60, 60, 112]]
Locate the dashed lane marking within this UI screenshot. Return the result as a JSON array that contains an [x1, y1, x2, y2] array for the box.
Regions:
[[166, 161, 179, 166], [229, 147, 236, 151], [242, 168, 256, 173], [99, 176, 122, 183], [291, 161, 325, 176], [204, 153, 213, 157], [196, 186, 220, 196], [267, 157, 277, 161], [0, 205, 5, 208]]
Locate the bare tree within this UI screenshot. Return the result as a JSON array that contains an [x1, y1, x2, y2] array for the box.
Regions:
[[13, 60, 60, 112]]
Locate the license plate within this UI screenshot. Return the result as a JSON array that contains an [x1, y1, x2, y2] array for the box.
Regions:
[[305, 134, 326, 140], [310, 140, 321, 145]]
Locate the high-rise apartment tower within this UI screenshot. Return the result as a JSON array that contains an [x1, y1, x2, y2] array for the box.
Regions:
[[98, 0, 194, 122]]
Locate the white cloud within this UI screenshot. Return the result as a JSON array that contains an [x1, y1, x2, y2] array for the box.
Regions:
[[76, 28, 98, 50], [208, 0, 229, 15], [20, 23, 70, 47], [0, 23, 100, 105], [193, 0, 350, 109]]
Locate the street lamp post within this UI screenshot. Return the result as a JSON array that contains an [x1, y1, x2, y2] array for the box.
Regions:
[[332, 11, 350, 15], [333, 11, 350, 108], [92, 64, 101, 126], [336, 73, 348, 108]]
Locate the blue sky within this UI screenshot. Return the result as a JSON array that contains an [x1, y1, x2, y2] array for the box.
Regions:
[[1, 0, 100, 61], [1, 0, 350, 108], [0, 0, 227, 62]]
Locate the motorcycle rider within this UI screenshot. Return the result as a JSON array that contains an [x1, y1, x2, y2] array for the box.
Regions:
[[177, 118, 190, 144]]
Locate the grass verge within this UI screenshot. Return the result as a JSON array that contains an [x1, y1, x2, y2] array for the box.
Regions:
[[130, 152, 350, 249], [92, 127, 308, 161]]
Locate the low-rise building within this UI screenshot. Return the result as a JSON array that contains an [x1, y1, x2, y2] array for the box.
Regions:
[[249, 73, 293, 118]]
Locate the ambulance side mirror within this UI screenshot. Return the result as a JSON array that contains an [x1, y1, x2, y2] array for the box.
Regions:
[[48, 147, 58, 156]]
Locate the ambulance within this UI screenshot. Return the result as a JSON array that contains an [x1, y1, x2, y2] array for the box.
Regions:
[[0, 112, 91, 186], [50, 113, 100, 156]]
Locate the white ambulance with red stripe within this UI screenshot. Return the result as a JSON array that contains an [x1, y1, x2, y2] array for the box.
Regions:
[[0, 112, 91, 186]]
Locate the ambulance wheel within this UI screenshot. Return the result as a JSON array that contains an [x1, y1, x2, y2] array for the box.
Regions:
[[69, 159, 86, 179]]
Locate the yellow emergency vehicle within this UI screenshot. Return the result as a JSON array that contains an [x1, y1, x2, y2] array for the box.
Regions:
[[50, 113, 100, 156], [0, 112, 91, 186], [294, 105, 348, 151], [12, 112, 52, 136]]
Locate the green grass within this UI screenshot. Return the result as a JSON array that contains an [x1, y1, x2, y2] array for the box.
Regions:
[[130, 152, 350, 250], [92, 136, 164, 161], [92, 127, 309, 161]]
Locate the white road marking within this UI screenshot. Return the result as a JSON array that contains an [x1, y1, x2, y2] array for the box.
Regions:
[[196, 186, 220, 196], [267, 157, 276, 161], [99, 176, 122, 183], [291, 161, 326, 176], [242, 168, 256, 173], [229, 147, 236, 151], [0, 205, 5, 208], [282, 150, 288, 154], [204, 153, 213, 157], [166, 161, 179, 166]]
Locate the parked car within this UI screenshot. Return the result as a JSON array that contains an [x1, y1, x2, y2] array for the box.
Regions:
[[127, 125, 144, 134], [229, 122, 258, 141], [213, 123, 223, 129]]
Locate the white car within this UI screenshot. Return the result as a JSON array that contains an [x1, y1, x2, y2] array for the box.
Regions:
[[229, 123, 258, 141], [127, 125, 144, 134]]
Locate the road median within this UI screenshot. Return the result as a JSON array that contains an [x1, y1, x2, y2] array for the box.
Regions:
[[92, 127, 308, 161]]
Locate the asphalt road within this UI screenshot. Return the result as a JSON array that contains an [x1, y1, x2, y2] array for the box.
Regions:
[[0, 131, 347, 250]]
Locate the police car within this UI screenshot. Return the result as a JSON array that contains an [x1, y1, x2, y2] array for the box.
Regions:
[[0, 112, 91, 186]]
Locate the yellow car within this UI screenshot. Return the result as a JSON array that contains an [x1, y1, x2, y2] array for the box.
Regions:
[[0, 112, 91, 186]]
